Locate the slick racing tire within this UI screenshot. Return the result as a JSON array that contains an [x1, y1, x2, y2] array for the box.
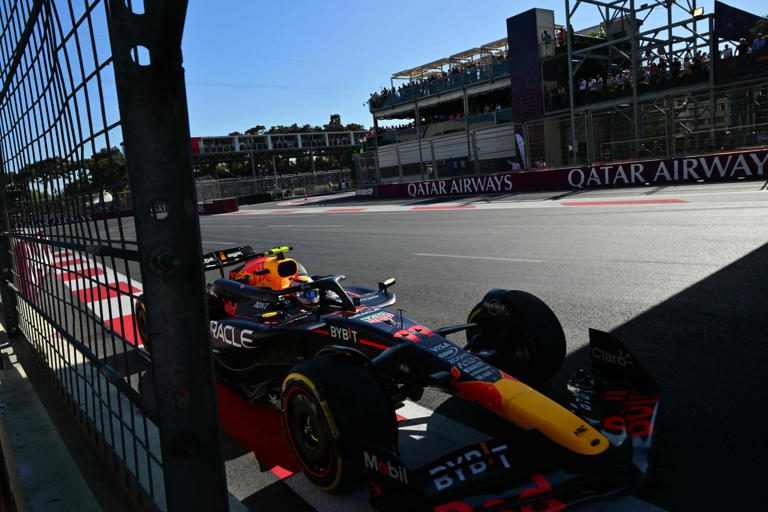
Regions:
[[281, 355, 397, 492], [466, 289, 565, 385], [134, 294, 150, 352]]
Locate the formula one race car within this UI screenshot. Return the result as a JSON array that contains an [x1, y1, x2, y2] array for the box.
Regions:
[[135, 246, 660, 511]]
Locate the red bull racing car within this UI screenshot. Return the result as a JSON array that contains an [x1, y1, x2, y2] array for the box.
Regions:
[[136, 246, 660, 511]]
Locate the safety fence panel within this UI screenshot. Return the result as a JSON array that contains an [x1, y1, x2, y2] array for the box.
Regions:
[[375, 123, 521, 182], [0, 1, 227, 511], [195, 168, 354, 202]]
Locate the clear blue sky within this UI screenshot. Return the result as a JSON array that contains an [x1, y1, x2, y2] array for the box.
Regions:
[[181, 0, 766, 136]]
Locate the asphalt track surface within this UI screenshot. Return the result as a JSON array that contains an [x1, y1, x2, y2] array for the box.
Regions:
[[64, 180, 766, 510], [193, 181, 768, 511]]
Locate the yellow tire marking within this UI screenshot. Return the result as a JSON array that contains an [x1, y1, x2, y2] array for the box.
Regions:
[[282, 372, 344, 490]]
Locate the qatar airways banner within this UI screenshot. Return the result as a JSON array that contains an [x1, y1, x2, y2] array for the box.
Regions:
[[376, 149, 768, 199]]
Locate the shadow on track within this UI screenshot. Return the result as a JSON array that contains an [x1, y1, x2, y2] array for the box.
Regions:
[[433, 242, 768, 510], [604, 241, 768, 510]]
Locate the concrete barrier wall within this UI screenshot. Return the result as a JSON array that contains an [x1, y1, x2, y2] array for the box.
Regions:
[[376, 148, 768, 199], [197, 198, 239, 215]]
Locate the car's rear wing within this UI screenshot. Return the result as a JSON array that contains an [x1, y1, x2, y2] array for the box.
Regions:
[[203, 246, 257, 272]]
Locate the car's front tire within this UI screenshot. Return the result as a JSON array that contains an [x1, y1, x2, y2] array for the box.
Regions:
[[466, 289, 566, 385], [281, 355, 396, 491]]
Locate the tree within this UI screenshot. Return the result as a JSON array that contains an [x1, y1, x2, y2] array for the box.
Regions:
[[245, 125, 266, 135], [229, 131, 243, 136], [62, 175, 92, 196], [753, 15, 768, 39], [324, 114, 343, 131], [17, 156, 71, 197], [87, 147, 127, 193], [28, 189, 52, 202]]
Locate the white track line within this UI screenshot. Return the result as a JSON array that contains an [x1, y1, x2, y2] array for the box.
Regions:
[[202, 240, 238, 246], [264, 224, 344, 229], [414, 253, 543, 263]]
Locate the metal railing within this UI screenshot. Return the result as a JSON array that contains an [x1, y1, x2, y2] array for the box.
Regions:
[[370, 123, 519, 182], [369, 60, 510, 111], [195, 169, 354, 202], [372, 108, 514, 147], [532, 79, 768, 168], [0, 1, 227, 511]]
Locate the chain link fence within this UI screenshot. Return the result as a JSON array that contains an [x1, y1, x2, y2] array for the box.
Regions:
[[196, 169, 354, 203], [0, 1, 227, 510]]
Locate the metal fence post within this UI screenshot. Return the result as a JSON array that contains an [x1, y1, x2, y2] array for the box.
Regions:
[[585, 113, 594, 164], [0, 171, 17, 335], [396, 144, 403, 179], [0, 230, 18, 335], [430, 141, 437, 177], [107, 2, 229, 511], [471, 132, 481, 174]]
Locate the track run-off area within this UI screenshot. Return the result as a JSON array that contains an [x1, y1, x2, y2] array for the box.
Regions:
[[93, 180, 767, 511]]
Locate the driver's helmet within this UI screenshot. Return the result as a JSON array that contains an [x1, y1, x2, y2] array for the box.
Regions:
[[291, 274, 319, 307]]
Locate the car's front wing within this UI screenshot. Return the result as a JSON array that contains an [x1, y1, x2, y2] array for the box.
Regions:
[[364, 330, 660, 512]]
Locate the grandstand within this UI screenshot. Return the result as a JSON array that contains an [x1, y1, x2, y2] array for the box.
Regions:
[[190, 129, 366, 176], [191, 131, 367, 156], [359, 0, 768, 186], [190, 130, 367, 202]]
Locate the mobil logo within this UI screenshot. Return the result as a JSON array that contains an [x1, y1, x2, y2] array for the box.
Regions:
[[363, 451, 408, 484]]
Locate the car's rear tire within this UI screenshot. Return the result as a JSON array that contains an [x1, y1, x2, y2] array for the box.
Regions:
[[281, 355, 396, 492], [466, 289, 565, 385], [135, 294, 150, 352]]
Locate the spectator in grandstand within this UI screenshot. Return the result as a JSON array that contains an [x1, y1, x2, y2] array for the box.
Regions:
[[557, 28, 566, 47], [701, 52, 711, 70], [615, 71, 625, 90], [720, 130, 735, 150], [683, 56, 694, 77], [542, 30, 555, 57], [658, 57, 667, 75], [753, 34, 766, 53], [721, 44, 733, 59], [737, 38, 750, 57], [670, 58, 682, 78], [370, 54, 515, 109]]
